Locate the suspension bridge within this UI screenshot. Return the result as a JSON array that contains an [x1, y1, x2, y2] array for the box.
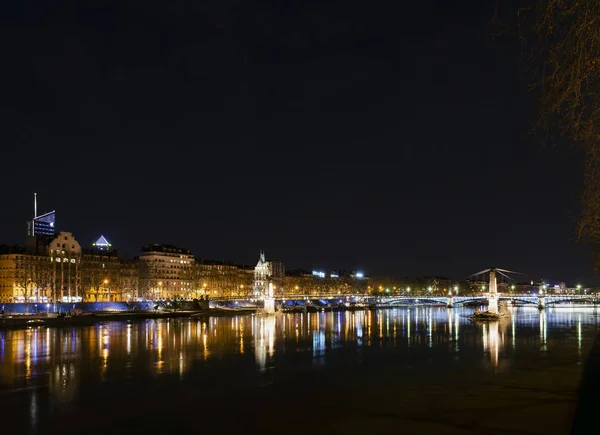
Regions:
[[221, 267, 599, 310]]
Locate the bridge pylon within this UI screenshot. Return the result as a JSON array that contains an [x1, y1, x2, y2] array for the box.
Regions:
[[487, 269, 499, 314], [537, 296, 545, 310], [469, 267, 522, 315]]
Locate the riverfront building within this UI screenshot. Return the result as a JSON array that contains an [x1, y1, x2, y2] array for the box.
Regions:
[[195, 259, 253, 298], [138, 244, 195, 300], [0, 232, 81, 303], [81, 236, 122, 302]]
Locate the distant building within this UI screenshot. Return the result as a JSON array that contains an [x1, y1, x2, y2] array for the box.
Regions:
[[25, 195, 57, 255], [26, 194, 56, 237], [27, 211, 56, 237], [138, 244, 195, 299], [269, 261, 285, 278], [92, 235, 113, 252]]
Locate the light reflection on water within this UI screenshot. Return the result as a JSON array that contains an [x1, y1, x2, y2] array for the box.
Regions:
[[0, 306, 598, 432]]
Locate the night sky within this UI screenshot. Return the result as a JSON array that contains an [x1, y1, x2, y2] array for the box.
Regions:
[[0, 0, 593, 284]]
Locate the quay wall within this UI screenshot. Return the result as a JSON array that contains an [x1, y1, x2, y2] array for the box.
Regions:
[[0, 300, 209, 315]]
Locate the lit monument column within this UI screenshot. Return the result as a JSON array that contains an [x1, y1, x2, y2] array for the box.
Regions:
[[488, 269, 498, 314], [263, 282, 275, 314]]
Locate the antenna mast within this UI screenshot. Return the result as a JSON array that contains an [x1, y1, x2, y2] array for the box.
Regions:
[[32, 192, 38, 236]]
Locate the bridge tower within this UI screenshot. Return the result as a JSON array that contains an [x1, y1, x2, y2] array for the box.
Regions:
[[469, 267, 521, 315], [488, 269, 499, 315], [537, 296, 545, 309]]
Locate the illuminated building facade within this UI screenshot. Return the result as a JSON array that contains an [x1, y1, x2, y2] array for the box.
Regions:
[[138, 244, 195, 299], [195, 260, 253, 298], [0, 245, 52, 303], [253, 251, 268, 298], [48, 232, 82, 302], [81, 235, 124, 301], [253, 251, 285, 298], [0, 231, 83, 303], [81, 244, 121, 302]]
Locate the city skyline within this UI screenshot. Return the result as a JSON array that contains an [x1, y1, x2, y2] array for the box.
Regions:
[[0, 194, 589, 288], [0, 0, 595, 286]]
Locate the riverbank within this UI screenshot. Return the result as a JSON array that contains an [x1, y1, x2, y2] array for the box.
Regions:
[[0, 307, 258, 329]]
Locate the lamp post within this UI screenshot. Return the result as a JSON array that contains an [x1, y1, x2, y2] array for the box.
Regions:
[[103, 279, 110, 302]]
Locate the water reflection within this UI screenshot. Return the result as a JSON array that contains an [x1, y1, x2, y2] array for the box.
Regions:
[[481, 321, 502, 368], [540, 310, 547, 352], [254, 315, 275, 370], [0, 306, 598, 432]]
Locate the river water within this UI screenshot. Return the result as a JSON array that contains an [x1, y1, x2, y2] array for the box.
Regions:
[[0, 306, 598, 434]]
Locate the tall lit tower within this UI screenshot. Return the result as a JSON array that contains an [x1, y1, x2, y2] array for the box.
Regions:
[[26, 193, 56, 237]]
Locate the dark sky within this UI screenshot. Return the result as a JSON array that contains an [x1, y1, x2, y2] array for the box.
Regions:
[[0, 0, 593, 285]]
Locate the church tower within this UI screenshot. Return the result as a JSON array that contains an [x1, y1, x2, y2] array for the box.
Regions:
[[253, 250, 269, 298]]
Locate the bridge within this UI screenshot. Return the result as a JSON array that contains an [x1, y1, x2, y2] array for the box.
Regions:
[[374, 294, 600, 308], [211, 293, 600, 310], [374, 296, 486, 306]]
